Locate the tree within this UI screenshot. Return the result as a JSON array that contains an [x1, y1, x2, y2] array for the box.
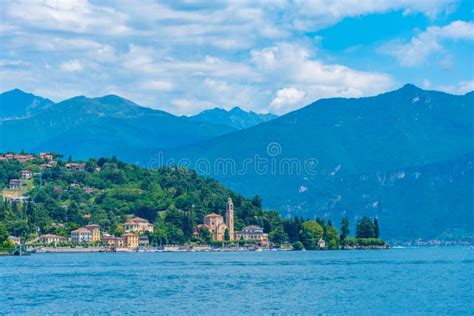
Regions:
[[0, 222, 9, 245], [324, 225, 340, 249], [356, 216, 375, 238], [181, 212, 194, 239], [300, 221, 323, 250], [340, 216, 350, 241], [292, 241, 304, 250], [374, 217, 380, 239], [251, 195, 262, 208], [199, 226, 211, 243], [269, 226, 288, 245], [166, 224, 185, 244], [224, 228, 230, 241]]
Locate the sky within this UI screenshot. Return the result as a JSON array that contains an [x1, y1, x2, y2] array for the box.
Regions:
[[0, 0, 473, 115]]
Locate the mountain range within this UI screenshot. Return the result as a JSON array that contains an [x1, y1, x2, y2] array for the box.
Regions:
[[189, 106, 277, 129], [0, 85, 472, 240], [164, 84, 474, 240], [0, 89, 251, 161]]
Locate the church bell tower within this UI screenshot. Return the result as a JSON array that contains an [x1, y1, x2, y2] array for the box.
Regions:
[[225, 197, 234, 240]]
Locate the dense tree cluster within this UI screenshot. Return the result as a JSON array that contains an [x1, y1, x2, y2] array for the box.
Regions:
[[0, 154, 384, 249]]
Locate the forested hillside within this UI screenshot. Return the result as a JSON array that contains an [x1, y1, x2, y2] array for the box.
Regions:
[[0, 153, 381, 249]]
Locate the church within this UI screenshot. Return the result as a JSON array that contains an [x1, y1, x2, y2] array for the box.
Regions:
[[195, 198, 235, 241]]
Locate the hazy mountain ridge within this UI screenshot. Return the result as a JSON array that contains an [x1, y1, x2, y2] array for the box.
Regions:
[[189, 106, 278, 129], [0, 91, 237, 160]]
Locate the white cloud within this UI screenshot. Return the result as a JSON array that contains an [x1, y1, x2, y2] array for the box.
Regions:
[[139, 80, 174, 91], [5, 0, 129, 35], [60, 59, 83, 72], [290, 0, 457, 30], [382, 20, 474, 67], [253, 43, 394, 112], [439, 81, 474, 94], [270, 88, 306, 113], [0, 0, 465, 115]]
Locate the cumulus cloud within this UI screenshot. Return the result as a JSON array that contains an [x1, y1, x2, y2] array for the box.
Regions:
[[381, 20, 474, 67], [270, 88, 306, 113], [0, 0, 466, 115], [60, 60, 83, 72], [253, 43, 394, 112], [439, 81, 474, 95], [5, 0, 129, 35]]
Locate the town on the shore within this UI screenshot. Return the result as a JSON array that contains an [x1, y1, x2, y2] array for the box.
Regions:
[[1, 152, 388, 254]]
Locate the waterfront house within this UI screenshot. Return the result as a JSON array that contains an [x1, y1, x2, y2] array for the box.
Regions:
[[124, 217, 154, 233], [71, 228, 93, 244], [8, 236, 21, 246], [102, 234, 120, 247], [20, 170, 33, 179], [39, 234, 68, 245], [9, 179, 22, 189], [235, 225, 269, 246], [317, 238, 327, 249], [122, 233, 139, 249], [84, 224, 101, 242], [139, 236, 149, 247]]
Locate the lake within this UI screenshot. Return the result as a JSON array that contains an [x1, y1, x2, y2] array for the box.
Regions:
[[1, 248, 473, 315]]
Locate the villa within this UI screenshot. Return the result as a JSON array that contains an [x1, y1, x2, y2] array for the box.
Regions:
[[235, 225, 269, 246], [71, 228, 93, 244], [122, 233, 139, 249], [3, 195, 29, 203], [139, 236, 149, 247], [39, 234, 68, 245], [9, 179, 22, 189], [65, 162, 86, 172], [102, 234, 124, 247], [20, 170, 33, 179], [124, 217, 154, 233], [13, 154, 34, 162], [85, 224, 101, 242], [39, 152, 54, 161]]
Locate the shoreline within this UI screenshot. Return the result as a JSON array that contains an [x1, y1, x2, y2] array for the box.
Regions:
[[22, 245, 390, 254]]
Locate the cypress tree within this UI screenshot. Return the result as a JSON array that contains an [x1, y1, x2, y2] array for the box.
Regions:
[[340, 216, 350, 240], [374, 217, 380, 239]]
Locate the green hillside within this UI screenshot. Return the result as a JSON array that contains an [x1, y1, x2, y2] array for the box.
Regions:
[[0, 153, 381, 249]]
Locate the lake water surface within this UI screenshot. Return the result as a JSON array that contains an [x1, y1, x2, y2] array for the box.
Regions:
[[1, 247, 473, 315]]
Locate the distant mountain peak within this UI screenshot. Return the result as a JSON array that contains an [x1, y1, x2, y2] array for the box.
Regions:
[[0, 89, 53, 119], [190, 106, 278, 129]]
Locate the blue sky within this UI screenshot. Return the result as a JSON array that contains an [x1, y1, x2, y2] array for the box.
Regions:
[[0, 0, 472, 115]]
